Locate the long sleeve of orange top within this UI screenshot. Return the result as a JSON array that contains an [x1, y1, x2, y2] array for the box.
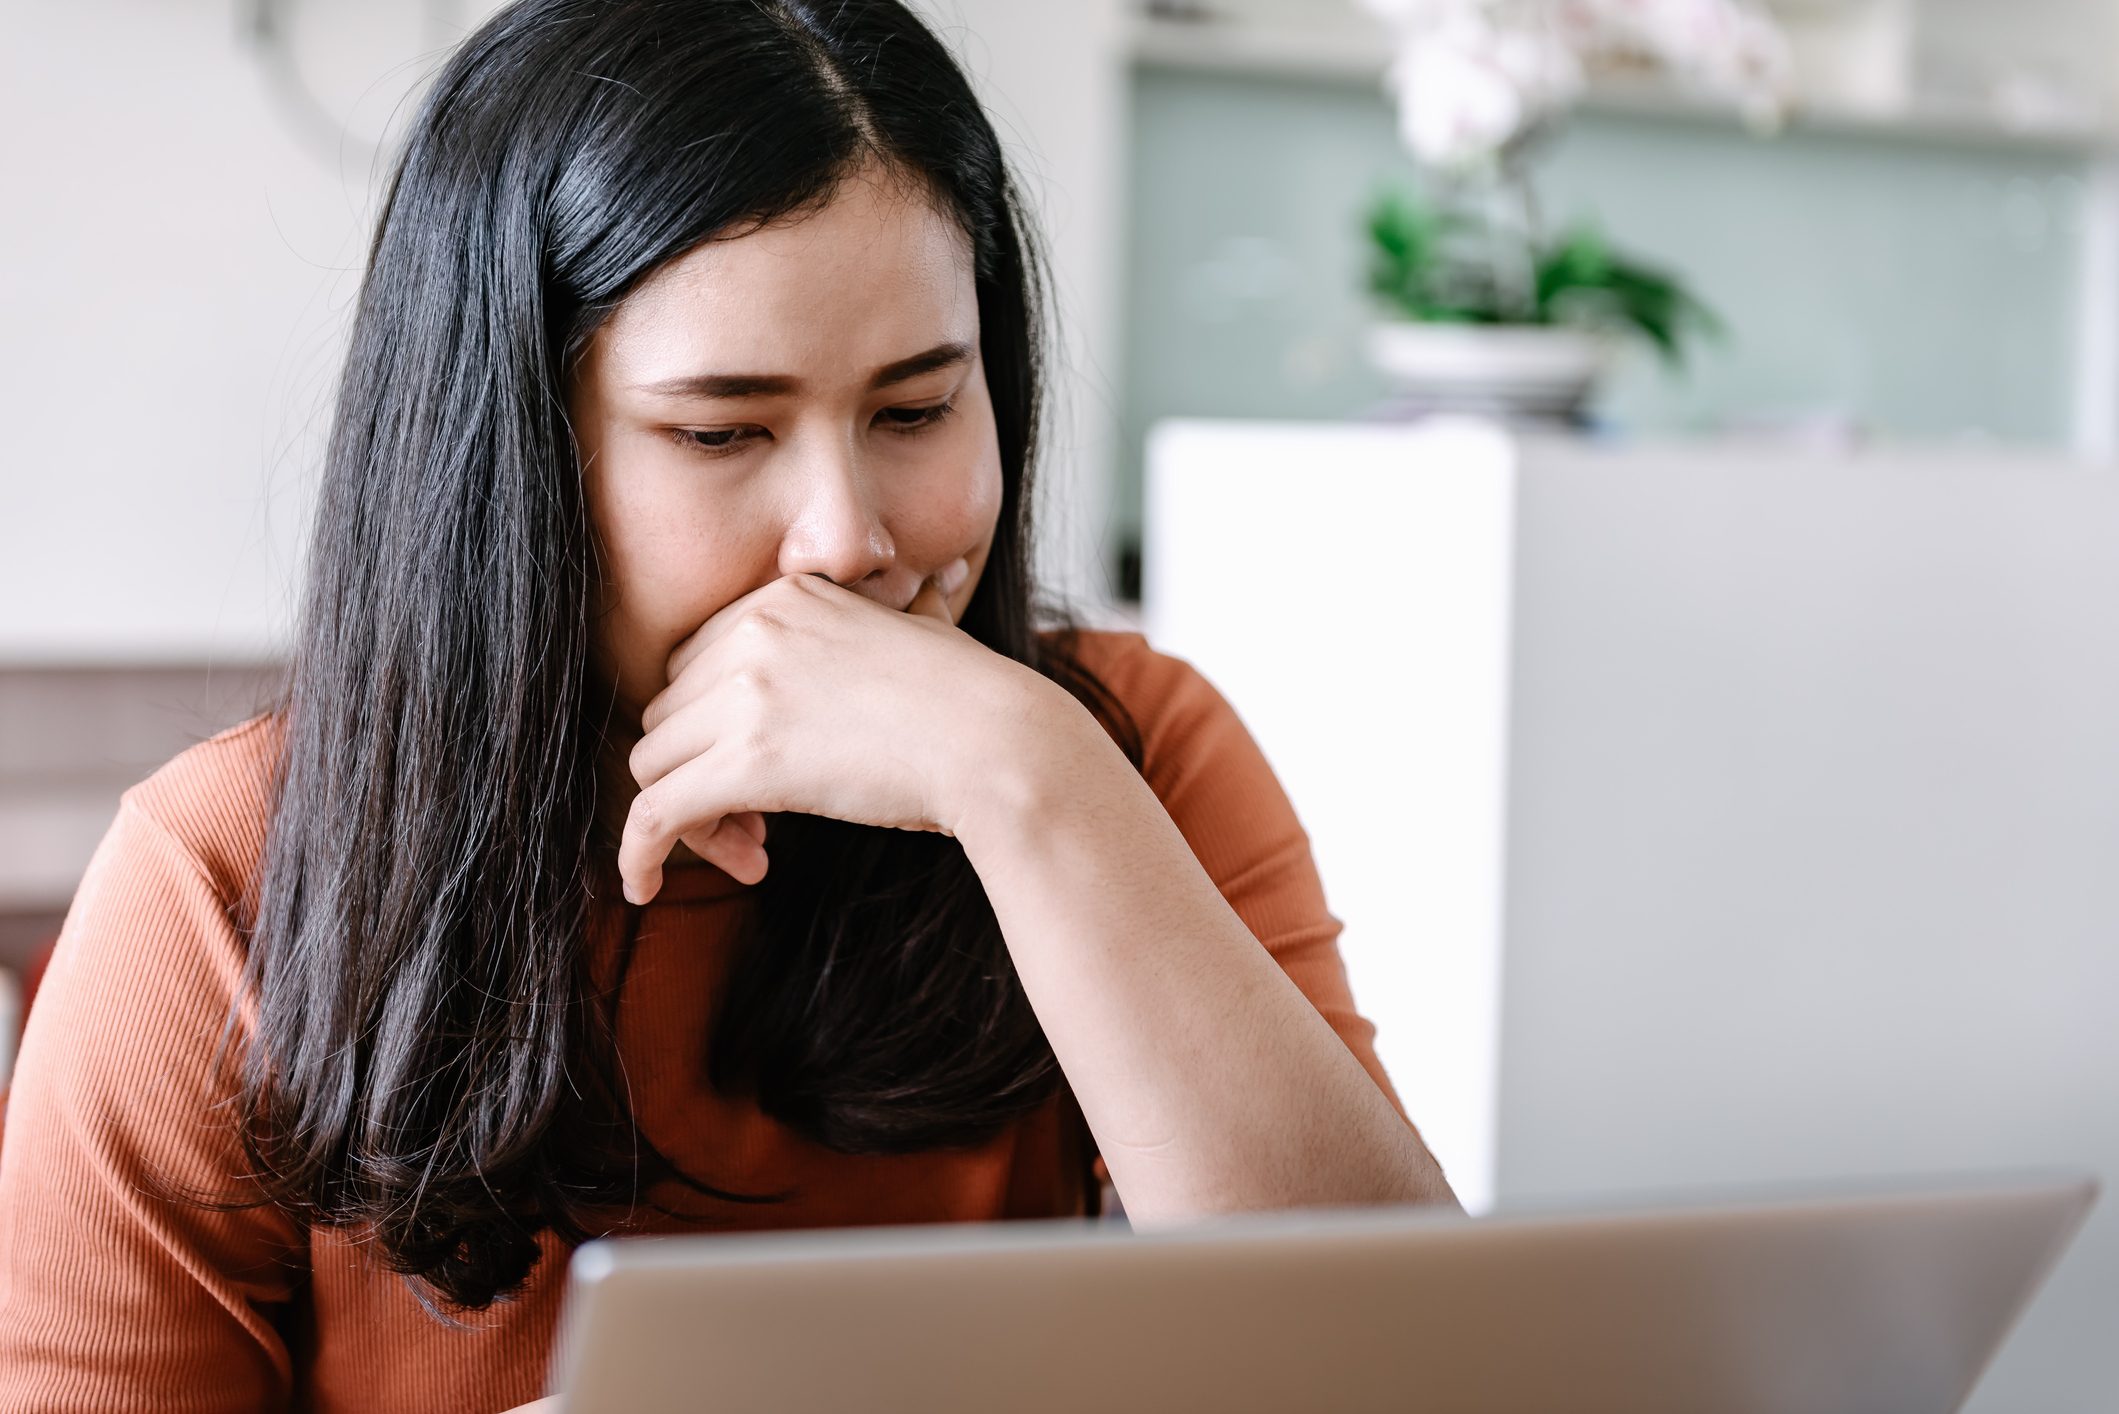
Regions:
[[1069, 632, 1411, 1117], [0, 784, 306, 1411], [0, 629, 1417, 1412]]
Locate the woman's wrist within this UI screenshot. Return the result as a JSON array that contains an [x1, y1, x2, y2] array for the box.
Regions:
[[945, 666, 1126, 855]]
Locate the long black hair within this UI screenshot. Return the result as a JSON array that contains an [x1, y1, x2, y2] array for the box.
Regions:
[[235, 0, 1139, 1312]]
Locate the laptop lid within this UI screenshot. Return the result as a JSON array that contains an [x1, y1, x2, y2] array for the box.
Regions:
[[548, 1173, 2096, 1414]]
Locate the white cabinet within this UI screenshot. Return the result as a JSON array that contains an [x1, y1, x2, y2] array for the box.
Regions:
[[1144, 418, 1518, 1211], [1145, 416, 2119, 1408]]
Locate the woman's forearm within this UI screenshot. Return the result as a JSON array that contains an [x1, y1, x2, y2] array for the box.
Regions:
[[953, 686, 1459, 1222]]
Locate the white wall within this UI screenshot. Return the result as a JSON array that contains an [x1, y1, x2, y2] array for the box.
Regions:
[[0, 0, 1127, 664], [912, 0, 1131, 611], [0, 0, 491, 663]]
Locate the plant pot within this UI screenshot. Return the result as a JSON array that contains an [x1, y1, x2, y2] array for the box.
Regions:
[[1364, 321, 1619, 423]]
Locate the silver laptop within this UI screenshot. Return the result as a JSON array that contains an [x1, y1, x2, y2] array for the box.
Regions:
[[548, 1173, 2095, 1413]]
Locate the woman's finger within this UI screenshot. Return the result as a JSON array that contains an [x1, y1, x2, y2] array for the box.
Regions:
[[906, 575, 952, 625], [662, 578, 781, 683], [679, 814, 769, 885], [630, 694, 720, 788], [640, 669, 706, 738], [663, 572, 834, 684], [619, 750, 744, 904]]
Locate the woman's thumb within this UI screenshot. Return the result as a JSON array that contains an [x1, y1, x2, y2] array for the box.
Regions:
[[908, 559, 966, 625]]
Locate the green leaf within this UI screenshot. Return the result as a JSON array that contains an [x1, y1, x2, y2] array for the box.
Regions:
[[1528, 224, 1720, 367]]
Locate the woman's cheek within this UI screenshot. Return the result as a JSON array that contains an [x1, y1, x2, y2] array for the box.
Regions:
[[953, 446, 1005, 602], [953, 434, 1005, 543], [605, 495, 758, 702]]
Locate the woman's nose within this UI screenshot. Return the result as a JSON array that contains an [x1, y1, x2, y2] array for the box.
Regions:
[[775, 443, 896, 590]]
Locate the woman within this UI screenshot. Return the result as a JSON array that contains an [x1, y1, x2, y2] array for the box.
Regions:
[[0, 0, 1455, 1407]]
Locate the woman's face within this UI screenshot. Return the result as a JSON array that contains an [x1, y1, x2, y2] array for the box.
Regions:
[[567, 163, 1003, 717]]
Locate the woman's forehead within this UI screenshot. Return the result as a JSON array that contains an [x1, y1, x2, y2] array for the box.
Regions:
[[589, 171, 978, 389]]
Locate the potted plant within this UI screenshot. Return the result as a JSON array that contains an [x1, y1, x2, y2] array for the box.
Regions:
[[1363, 189, 1722, 421], [1356, 0, 1792, 422]]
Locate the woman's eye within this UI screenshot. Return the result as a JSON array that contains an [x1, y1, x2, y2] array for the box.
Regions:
[[671, 426, 761, 457], [877, 399, 957, 433], [668, 400, 957, 460]]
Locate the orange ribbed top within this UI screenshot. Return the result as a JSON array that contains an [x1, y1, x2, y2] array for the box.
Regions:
[[0, 629, 1404, 1412]]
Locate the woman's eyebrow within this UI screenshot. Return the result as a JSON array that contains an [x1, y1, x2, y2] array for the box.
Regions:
[[630, 340, 975, 400]]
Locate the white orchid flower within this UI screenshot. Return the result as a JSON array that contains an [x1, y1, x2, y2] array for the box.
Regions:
[[1387, 19, 1584, 169], [1359, 0, 1791, 168]]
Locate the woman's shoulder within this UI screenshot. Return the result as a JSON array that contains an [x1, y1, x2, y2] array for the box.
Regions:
[[1035, 625, 1253, 799], [112, 711, 284, 913], [1038, 624, 1213, 721], [28, 712, 284, 1080]]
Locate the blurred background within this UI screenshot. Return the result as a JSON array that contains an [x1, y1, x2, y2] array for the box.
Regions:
[[2, 0, 2115, 1407]]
